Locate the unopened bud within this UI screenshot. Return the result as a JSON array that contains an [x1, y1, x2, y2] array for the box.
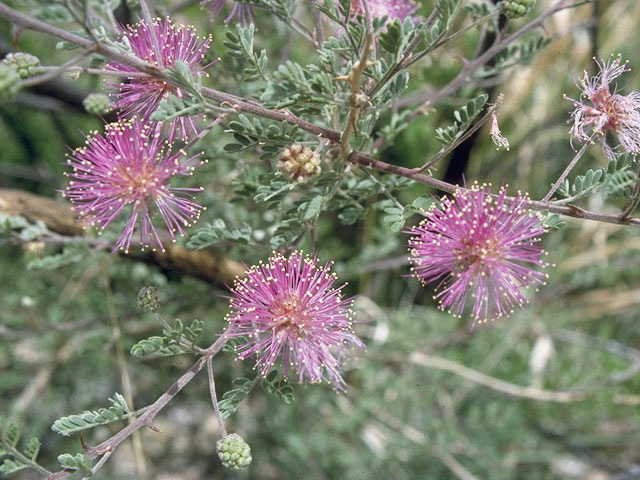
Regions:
[[2, 52, 42, 79], [0, 65, 20, 101], [137, 286, 159, 312], [278, 144, 321, 182], [216, 433, 252, 471], [501, 0, 536, 19], [83, 93, 112, 116]]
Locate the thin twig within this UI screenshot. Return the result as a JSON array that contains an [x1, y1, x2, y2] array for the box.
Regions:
[[308, 0, 325, 46], [361, 0, 376, 61], [408, 351, 640, 405], [138, 0, 163, 66], [104, 277, 148, 478], [408, 0, 573, 121], [414, 102, 499, 173], [81, 328, 233, 460], [20, 51, 93, 88], [334, 32, 375, 160], [2, 2, 640, 229], [542, 138, 593, 202]]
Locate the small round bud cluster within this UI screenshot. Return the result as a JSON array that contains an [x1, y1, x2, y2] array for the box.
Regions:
[[137, 286, 159, 312], [2, 52, 42, 79], [501, 0, 536, 18], [278, 144, 321, 182], [216, 433, 252, 471], [83, 93, 112, 116], [0, 65, 20, 101]]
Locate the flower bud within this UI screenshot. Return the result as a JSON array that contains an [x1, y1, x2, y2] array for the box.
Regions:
[[137, 286, 159, 312], [0, 65, 20, 101], [501, 0, 536, 18], [83, 93, 113, 116], [278, 144, 321, 183], [216, 433, 252, 471], [2, 52, 42, 79]]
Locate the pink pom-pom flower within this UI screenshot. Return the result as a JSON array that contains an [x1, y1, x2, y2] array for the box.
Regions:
[[63, 119, 205, 253], [407, 184, 549, 328], [105, 17, 212, 139], [225, 251, 365, 391]]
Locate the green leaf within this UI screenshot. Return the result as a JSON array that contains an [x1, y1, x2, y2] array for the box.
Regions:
[[3, 423, 20, 448], [435, 94, 488, 147], [0, 458, 27, 475], [219, 378, 254, 419], [24, 438, 40, 461], [51, 394, 129, 436], [27, 243, 88, 270], [299, 196, 326, 221], [57, 453, 92, 472]]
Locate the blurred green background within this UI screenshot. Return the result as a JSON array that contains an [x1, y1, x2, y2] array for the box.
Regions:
[[2, 0, 640, 478]]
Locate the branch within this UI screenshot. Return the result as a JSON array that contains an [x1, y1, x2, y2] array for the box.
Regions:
[[407, 0, 574, 121], [408, 352, 640, 405], [348, 153, 640, 227], [2, 3, 638, 229], [0, 188, 246, 284], [84, 329, 232, 459]]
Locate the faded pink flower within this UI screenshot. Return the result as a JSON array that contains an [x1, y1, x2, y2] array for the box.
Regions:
[[201, 0, 253, 24], [105, 17, 211, 139], [63, 120, 205, 253], [351, 0, 420, 24], [490, 112, 510, 151], [226, 251, 365, 391], [566, 55, 640, 158], [407, 184, 548, 328]]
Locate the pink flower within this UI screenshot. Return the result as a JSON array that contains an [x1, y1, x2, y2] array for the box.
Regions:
[[226, 251, 365, 391], [351, 0, 420, 24], [407, 185, 548, 328], [63, 120, 205, 253], [105, 18, 211, 139], [566, 55, 640, 158], [201, 0, 253, 24]]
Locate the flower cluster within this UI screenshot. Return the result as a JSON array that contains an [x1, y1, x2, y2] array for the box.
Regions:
[[566, 55, 640, 158], [63, 120, 205, 253], [407, 184, 548, 328], [106, 17, 212, 139], [226, 251, 365, 391], [278, 143, 322, 182]]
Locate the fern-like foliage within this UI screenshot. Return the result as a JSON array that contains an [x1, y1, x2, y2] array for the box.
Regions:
[[481, 35, 551, 76], [556, 168, 605, 202], [435, 94, 488, 147], [605, 155, 637, 198], [57, 453, 92, 473], [0, 417, 44, 477], [130, 318, 204, 357], [51, 393, 129, 437], [187, 219, 253, 250], [224, 23, 269, 82]]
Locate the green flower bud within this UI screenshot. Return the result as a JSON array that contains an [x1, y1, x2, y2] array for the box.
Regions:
[[126, 0, 140, 9], [137, 286, 159, 312], [278, 144, 321, 183], [2, 52, 42, 79], [216, 433, 252, 471], [501, 0, 536, 19], [0, 65, 20, 101], [83, 93, 112, 116]]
